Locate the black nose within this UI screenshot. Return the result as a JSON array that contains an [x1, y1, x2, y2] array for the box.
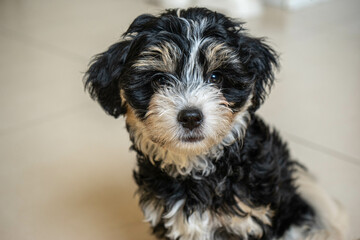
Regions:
[[177, 108, 203, 130]]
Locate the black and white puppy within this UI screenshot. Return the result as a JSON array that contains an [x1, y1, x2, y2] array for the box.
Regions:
[[84, 8, 347, 240]]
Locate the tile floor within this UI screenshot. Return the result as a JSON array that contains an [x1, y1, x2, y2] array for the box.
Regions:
[[0, 0, 359, 239]]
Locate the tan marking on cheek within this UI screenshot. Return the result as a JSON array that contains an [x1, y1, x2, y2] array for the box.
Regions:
[[218, 97, 234, 127], [125, 105, 140, 129], [144, 118, 170, 146], [132, 42, 180, 73], [125, 101, 167, 144], [143, 94, 177, 146]]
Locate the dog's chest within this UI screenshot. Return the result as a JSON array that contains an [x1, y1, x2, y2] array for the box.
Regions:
[[135, 162, 274, 240], [141, 196, 273, 240]]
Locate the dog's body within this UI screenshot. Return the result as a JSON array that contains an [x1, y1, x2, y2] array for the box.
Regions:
[[84, 8, 346, 240]]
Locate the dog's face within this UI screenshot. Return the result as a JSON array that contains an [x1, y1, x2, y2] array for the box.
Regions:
[[85, 8, 277, 159]]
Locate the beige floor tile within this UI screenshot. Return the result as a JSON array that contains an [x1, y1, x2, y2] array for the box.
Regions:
[[0, 34, 90, 134], [117, 223, 157, 240]]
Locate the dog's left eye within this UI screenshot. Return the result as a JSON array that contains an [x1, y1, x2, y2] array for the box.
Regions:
[[207, 72, 223, 85], [151, 74, 168, 88]]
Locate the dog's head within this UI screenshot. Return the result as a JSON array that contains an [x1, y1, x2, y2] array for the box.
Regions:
[[85, 8, 277, 162]]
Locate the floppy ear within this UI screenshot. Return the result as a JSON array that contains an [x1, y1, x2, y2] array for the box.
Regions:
[[84, 14, 159, 118], [238, 36, 279, 112], [84, 40, 132, 118]]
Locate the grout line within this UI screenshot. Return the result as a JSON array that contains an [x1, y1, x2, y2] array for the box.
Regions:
[[0, 25, 89, 64], [0, 102, 93, 136], [284, 131, 360, 167]]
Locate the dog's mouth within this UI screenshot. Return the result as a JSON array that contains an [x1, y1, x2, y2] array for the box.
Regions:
[[181, 136, 205, 143]]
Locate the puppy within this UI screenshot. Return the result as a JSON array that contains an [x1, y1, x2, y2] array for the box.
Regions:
[[84, 8, 347, 240]]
